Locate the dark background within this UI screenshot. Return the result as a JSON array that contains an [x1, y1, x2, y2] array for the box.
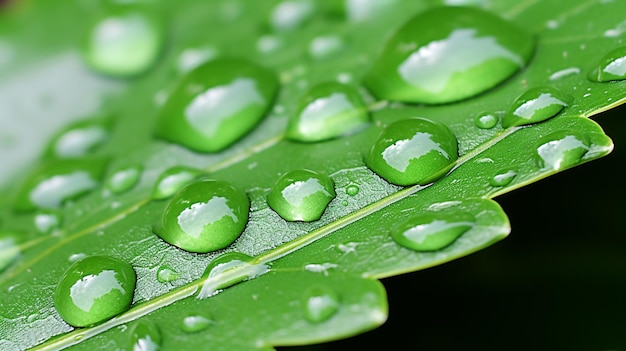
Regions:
[[281, 104, 626, 351]]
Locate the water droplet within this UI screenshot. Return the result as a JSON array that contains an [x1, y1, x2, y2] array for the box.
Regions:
[[27, 313, 39, 323], [156, 265, 179, 283], [154, 180, 250, 253], [198, 252, 268, 299], [549, 67, 580, 81], [474, 112, 498, 129], [257, 35, 282, 54], [151, 167, 200, 200], [489, 169, 517, 187], [181, 315, 213, 333], [366, 117, 458, 186], [309, 35, 344, 59], [391, 210, 474, 251], [502, 87, 569, 128], [270, 0, 315, 31], [303, 286, 339, 323], [82, 5, 164, 77], [14, 158, 109, 211], [54, 255, 136, 327], [535, 131, 589, 171], [175, 46, 218, 74], [0, 233, 20, 273], [106, 166, 142, 194], [155, 58, 279, 152], [267, 169, 335, 222], [34, 211, 62, 234], [128, 321, 161, 351], [364, 6, 534, 104], [45, 118, 110, 159], [588, 45, 626, 82], [69, 253, 87, 262], [286, 82, 369, 142], [345, 184, 360, 196]]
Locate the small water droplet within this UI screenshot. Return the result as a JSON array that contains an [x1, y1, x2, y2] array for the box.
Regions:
[[364, 6, 534, 104], [502, 87, 569, 128], [267, 169, 335, 222], [549, 67, 580, 81], [309, 35, 344, 59], [303, 286, 339, 323], [69, 253, 87, 262], [175, 46, 218, 74], [588, 45, 626, 82], [54, 255, 136, 327], [286, 82, 369, 142], [489, 169, 517, 187], [0, 233, 20, 273], [270, 0, 315, 31], [155, 58, 279, 152], [257, 35, 281, 54], [106, 165, 142, 195], [474, 112, 498, 129], [151, 166, 200, 200], [535, 131, 589, 171], [198, 252, 268, 299], [156, 265, 179, 283], [337, 242, 358, 254], [34, 211, 62, 234], [82, 5, 164, 77], [304, 263, 338, 276], [26, 313, 39, 323], [45, 118, 110, 159], [154, 180, 250, 253], [181, 315, 213, 333], [15, 158, 109, 211], [128, 321, 161, 351], [366, 117, 459, 186], [391, 210, 474, 251], [345, 184, 360, 196]]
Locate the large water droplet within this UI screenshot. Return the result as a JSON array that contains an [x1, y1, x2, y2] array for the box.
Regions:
[[267, 169, 335, 222], [286, 82, 369, 142], [181, 315, 213, 333], [303, 286, 339, 323], [489, 169, 517, 187], [502, 87, 569, 128], [106, 166, 142, 195], [366, 117, 458, 186], [156, 265, 179, 283], [474, 112, 498, 129], [364, 6, 534, 104], [155, 58, 279, 152], [0, 233, 20, 273], [588, 45, 626, 82], [198, 252, 268, 299], [54, 255, 136, 327], [152, 167, 200, 200], [154, 180, 250, 253], [391, 210, 474, 251], [82, 5, 164, 77], [128, 321, 161, 351], [14, 158, 109, 211], [535, 131, 589, 171], [45, 118, 110, 159], [34, 211, 62, 235]]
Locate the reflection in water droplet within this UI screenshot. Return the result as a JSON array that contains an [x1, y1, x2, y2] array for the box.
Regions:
[[309, 35, 344, 59], [156, 265, 179, 283], [0, 233, 20, 273], [175, 46, 218, 74], [535, 131, 589, 171], [303, 286, 339, 323], [155, 58, 278, 153], [391, 210, 474, 251], [128, 321, 161, 351], [270, 0, 315, 31], [198, 252, 268, 299], [549, 67, 580, 81], [267, 169, 335, 222], [46, 118, 110, 159], [588, 45, 626, 82], [489, 169, 517, 187], [181, 315, 213, 333], [502, 87, 569, 128], [154, 180, 250, 253], [107, 166, 142, 195], [54, 256, 136, 327], [34, 211, 62, 234], [364, 6, 534, 104], [286, 82, 369, 142], [474, 112, 498, 129], [366, 118, 458, 186], [152, 166, 200, 200], [346, 184, 360, 196]]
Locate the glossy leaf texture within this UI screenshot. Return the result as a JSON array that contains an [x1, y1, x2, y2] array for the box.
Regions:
[[0, 0, 624, 350]]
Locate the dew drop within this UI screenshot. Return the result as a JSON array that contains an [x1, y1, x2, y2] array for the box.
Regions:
[[198, 252, 268, 299], [156, 265, 179, 283], [308, 35, 344, 59], [45, 118, 110, 159], [14, 158, 109, 211], [128, 321, 161, 351], [364, 6, 534, 104], [154, 180, 250, 253], [54, 255, 136, 327], [175, 46, 218, 75], [0, 233, 20, 273], [152, 166, 200, 200], [474, 112, 498, 129], [27, 313, 39, 323], [155, 58, 279, 153], [303, 286, 339, 323], [588, 45, 626, 82], [106, 166, 142, 195], [181, 315, 213, 333], [270, 0, 315, 31], [502, 87, 569, 128], [489, 169, 517, 187], [286, 82, 369, 142], [535, 131, 589, 171], [267, 169, 335, 222], [34, 211, 62, 235], [346, 184, 360, 196], [366, 117, 458, 186], [391, 210, 474, 251], [82, 5, 164, 77]]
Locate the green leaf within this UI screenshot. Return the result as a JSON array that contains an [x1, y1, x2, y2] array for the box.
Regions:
[[0, 0, 624, 350]]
